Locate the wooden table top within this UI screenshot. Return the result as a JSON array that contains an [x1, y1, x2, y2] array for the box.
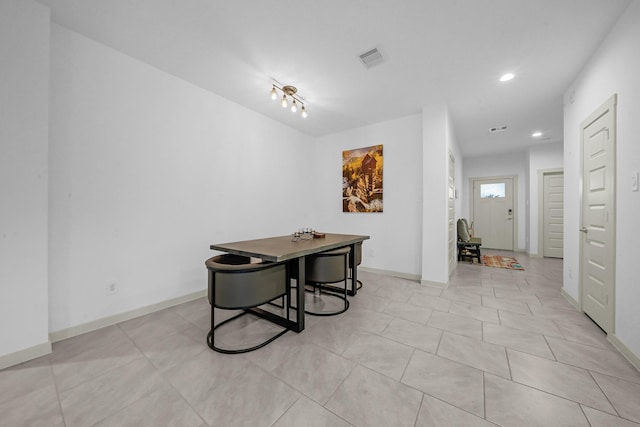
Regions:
[[210, 233, 370, 262]]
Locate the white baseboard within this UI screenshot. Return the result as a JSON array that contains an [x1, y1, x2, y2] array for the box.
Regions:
[[557, 289, 639, 372], [358, 266, 446, 288], [608, 334, 640, 372], [0, 341, 52, 371], [420, 279, 448, 289], [49, 289, 207, 343], [359, 266, 421, 282], [560, 288, 579, 310], [353, 266, 448, 289]]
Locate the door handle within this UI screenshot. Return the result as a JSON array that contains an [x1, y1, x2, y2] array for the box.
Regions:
[[579, 227, 588, 233]]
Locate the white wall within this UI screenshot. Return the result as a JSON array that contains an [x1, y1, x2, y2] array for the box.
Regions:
[[527, 142, 563, 255], [313, 114, 423, 277], [312, 107, 461, 285], [0, 0, 51, 366], [462, 152, 527, 251], [48, 25, 313, 333], [563, 1, 640, 359], [421, 105, 454, 284]]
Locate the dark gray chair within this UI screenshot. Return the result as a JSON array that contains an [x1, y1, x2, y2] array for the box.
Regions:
[[315, 243, 362, 294], [293, 246, 351, 316], [205, 254, 290, 354], [457, 218, 482, 263]]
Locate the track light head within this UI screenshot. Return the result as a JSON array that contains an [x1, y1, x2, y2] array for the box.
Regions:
[[270, 84, 307, 118]]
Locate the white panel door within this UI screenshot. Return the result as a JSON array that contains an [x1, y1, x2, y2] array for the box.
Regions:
[[581, 95, 616, 334], [543, 172, 564, 258], [472, 177, 514, 250]]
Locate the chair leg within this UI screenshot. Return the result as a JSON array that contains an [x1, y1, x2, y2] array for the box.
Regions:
[[207, 308, 289, 354], [286, 279, 290, 327], [348, 268, 363, 291], [267, 295, 285, 309], [207, 298, 216, 351], [207, 288, 289, 354], [304, 286, 350, 316], [304, 256, 350, 317]]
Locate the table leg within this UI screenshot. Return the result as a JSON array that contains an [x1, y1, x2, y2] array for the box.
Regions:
[[349, 243, 358, 296], [294, 256, 305, 332]]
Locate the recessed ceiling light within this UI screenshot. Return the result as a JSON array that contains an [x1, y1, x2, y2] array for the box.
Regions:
[[500, 73, 515, 82], [532, 131, 543, 137]]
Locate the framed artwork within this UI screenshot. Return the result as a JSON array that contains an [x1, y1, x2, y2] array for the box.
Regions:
[[342, 144, 383, 212]]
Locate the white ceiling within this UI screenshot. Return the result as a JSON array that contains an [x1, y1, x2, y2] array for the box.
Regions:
[[37, 0, 632, 157]]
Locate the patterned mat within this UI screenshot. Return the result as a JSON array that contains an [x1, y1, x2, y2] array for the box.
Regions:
[[482, 255, 524, 270]]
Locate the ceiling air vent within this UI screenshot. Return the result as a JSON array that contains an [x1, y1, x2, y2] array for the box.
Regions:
[[489, 126, 508, 133], [359, 47, 384, 68]]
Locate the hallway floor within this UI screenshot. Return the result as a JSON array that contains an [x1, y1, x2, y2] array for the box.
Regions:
[[2, 251, 640, 426]]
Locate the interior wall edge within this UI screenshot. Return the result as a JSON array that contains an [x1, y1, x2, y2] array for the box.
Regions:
[[560, 287, 579, 310]]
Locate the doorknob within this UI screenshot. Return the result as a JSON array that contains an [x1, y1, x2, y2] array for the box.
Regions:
[[579, 227, 588, 233]]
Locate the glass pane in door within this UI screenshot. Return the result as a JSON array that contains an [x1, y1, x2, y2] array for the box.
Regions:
[[480, 183, 505, 198]]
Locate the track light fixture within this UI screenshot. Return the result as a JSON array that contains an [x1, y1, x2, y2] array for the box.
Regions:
[[270, 84, 308, 118]]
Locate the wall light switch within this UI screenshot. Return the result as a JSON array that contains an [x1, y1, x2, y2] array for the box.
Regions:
[[633, 171, 639, 192]]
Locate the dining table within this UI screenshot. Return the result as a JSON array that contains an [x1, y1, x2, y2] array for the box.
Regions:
[[210, 232, 370, 332]]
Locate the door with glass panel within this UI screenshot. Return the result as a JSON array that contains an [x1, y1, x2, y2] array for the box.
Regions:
[[472, 177, 514, 250]]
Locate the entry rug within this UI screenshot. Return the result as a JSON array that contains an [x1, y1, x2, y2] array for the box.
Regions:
[[482, 255, 524, 270]]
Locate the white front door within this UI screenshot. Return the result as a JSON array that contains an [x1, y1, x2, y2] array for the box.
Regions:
[[581, 95, 616, 334], [472, 177, 514, 250], [543, 172, 564, 258]]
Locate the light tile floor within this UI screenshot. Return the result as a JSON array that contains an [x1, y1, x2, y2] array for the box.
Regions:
[[2, 251, 640, 426]]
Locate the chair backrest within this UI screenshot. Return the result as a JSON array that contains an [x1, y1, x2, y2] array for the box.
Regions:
[[206, 254, 287, 309], [306, 246, 351, 284], [457, 218, 471, 242]]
